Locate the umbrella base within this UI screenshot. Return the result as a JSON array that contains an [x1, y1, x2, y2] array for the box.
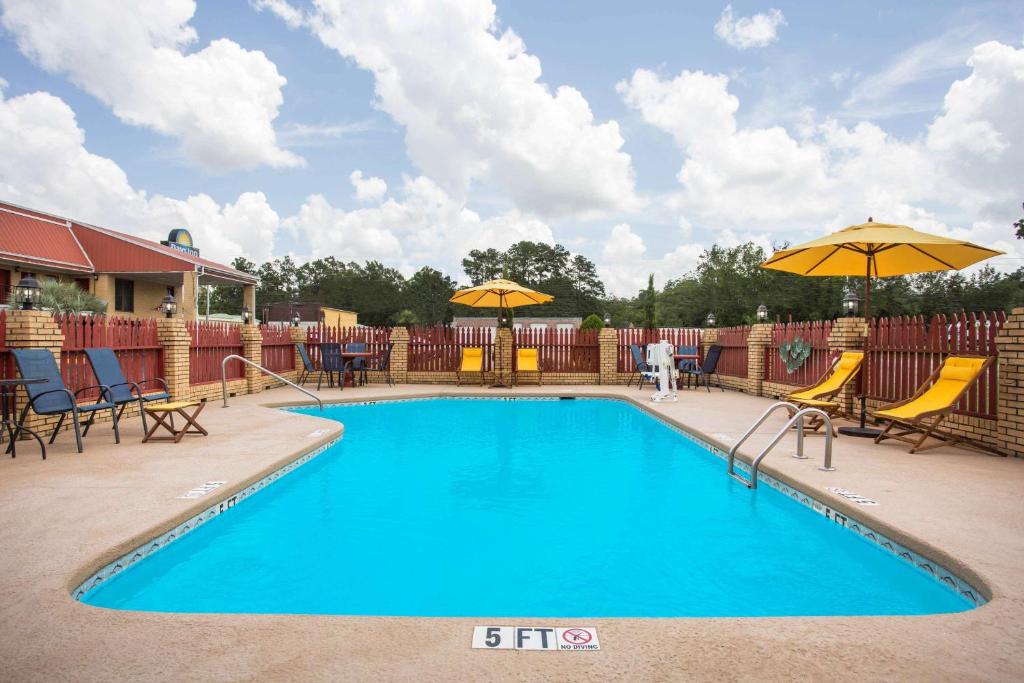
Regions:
[[838, 426, 882, 438]]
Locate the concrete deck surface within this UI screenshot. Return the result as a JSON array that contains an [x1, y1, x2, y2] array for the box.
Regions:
[[0, 383, 1022, 682]]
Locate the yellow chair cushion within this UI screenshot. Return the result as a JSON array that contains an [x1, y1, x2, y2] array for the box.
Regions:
[[789, 398, 838, 409], [460, 347, 483, 372], [787, 351, 863, 401], [875, 356, 986, 421], [517, 349, 540, 372]]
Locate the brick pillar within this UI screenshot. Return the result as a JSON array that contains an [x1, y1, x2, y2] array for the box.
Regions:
[[599, 327, 618, 384], [701, 326, 719, 359], [241, 324, 263, 395], [746, 323, 772, 396], [389, 326, 409, 383], [290, 325, 306, 378], [827, 316, 867, 417], [996, 308, 1024, 456], [157, 318, 191, 401], [494, 327, 513, 385], [7, 309, 64, 435]]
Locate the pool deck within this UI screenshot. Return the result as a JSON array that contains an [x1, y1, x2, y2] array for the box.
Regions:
[[1, 383, 1022, 682]]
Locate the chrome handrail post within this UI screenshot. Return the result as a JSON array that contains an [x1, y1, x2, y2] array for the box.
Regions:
[[220, 354, 324, 411]]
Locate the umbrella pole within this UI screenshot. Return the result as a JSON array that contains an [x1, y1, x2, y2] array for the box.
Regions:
[[839, 253, 882, 438]]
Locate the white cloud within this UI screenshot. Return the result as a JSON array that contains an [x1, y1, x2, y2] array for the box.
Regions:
[[278, 120, 379, 147], [618, 40, 1024, 264], [714, 5, 786, 50], [255, 0, 638, 218], [0, 0, 301, 171], [598, 223, 704, 296], [349, 170, 388, 203], [0, 87, 280, 264]]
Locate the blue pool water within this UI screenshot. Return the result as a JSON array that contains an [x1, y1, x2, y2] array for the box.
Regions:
[[83, 398, 972, 617]]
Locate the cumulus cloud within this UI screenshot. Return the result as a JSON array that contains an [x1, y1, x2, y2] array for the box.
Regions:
[[349, 170, 388, 203], [598, 223, 704, 295], [0, 87, 280, 264], [254, 0, 638, 218], [617, 40, 1024, 266], [714, 5, 786, 50], [0, 0, 301, 171]]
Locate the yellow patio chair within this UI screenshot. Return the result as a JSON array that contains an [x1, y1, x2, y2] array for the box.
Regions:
[[872, 355, 992, 453], [514, 348, 542, 386], [785, 351, 864, 433], [456, 347, 485, 386]]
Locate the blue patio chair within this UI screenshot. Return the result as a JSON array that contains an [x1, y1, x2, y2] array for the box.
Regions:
[[345, 342, 368, 386], [84, 348, 169, 432], [296, 343, 316, 385], [9, 348, 120, 453], [365, 343, 394, 387], [681, 345, 725, 392], [317, 343, 343, 391], [628, 344, 653, 389], [675, 345, 700, 388]]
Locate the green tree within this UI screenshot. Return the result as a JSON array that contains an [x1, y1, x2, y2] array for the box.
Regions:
[[579, 313, 604, 331], [640, 274, 657, 329], [405, 267, 456, 325]]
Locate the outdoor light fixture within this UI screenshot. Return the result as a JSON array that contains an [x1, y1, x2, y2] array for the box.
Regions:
[[499, 311, 509, 327], [291, 310, 301, 327], [756, 303, 768, 322], [13, 275, 41, 310], [241, 305, 251, 325], [705, 312, 716, 327], [842, 290, 861, 316], [603, 312, 612, 326], [160, 293, 177, 318]]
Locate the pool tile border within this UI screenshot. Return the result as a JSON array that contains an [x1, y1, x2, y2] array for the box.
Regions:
[[72, 437, 339, 602], [75, 396, 985, 610]]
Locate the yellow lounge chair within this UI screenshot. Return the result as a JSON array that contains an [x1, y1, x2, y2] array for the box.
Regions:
[[456, 347, 485, 386], [785, 351, 864, 433], [872, 355, 992, 453], [514, 348, 542, 386]]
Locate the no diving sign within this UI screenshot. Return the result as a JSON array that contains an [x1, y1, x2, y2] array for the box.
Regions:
[[471, 626, 600, 651]]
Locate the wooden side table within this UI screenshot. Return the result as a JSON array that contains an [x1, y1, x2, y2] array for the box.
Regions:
[[143, 401, 208, 444]]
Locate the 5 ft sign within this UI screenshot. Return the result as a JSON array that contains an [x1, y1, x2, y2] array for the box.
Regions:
[[471, 626, 600, 651]]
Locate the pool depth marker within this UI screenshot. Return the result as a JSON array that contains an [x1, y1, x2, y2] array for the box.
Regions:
[[472, 626, 600, 651]]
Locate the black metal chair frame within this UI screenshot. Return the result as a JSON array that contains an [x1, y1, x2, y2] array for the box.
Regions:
[[627, 344, 653, 389], [296, 342, 316, 385], [84, 348, 169, 433], [8, 386, 120, 454], [365, 343, 394, 387], [680, 345, 725, 392], [316, 343, 343, 391]]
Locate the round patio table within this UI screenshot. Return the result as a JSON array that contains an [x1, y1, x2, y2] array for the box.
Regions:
[[340, 351, 375, 388], [673, 353, 700, 389], [1, 378, 48, 460]]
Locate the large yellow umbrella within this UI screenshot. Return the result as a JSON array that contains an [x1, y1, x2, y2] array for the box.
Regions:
[[450, 278, 554, 386], [762, 218, 1003, 436]]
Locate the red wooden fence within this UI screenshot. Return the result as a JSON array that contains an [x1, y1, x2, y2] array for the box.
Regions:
[[716, 325, 750, 378], [616, 328, 702, 373], [765, 320, 833, 386], [187, 320, 243, 384], [259, 324, 295, 373], [0, 310, 11, 382], [408, 326, 493, 372], [58, 314, 164, 398], [513, 328, 599, 372], [866, 311, 1004, 420], [304, 325, 391, 367]]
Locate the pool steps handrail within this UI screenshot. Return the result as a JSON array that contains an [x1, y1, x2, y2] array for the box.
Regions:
[[220, 355, 323, 411], [727, 401, 834, 489]]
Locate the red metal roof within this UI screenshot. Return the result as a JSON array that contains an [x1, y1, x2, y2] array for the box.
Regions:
[[0, 205, 92, 273], [0, 200, 256, 284]]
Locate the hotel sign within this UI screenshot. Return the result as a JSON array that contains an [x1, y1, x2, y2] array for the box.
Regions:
[[161, 228, 199, 257]]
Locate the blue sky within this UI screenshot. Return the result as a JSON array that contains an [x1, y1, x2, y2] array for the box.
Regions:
[[0, 0, 1021, 293]]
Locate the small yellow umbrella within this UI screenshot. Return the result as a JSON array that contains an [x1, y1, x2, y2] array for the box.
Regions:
[[762, 218, 1003, 435], [450, 278, 554, 387]]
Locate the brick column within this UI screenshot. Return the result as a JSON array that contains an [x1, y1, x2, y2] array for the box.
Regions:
[[827, 316, 867, 417], [157, 318, 191, 401], [701, 327, 719, 359], [290, 325, 306, 378], [598, 327, 618, 384], [746, 323, 772, 396], [7, 309, 64, 435], [494, 327, 513, 385], [241, 324, 263, 395], [996, 308, 1024, 456], [389, 326, 409, 384]]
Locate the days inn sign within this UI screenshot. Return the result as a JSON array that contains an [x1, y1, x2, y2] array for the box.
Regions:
[[161, 228, 200, 257]]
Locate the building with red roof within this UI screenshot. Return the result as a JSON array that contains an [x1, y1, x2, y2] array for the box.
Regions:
[[0, 200, 257, 319]]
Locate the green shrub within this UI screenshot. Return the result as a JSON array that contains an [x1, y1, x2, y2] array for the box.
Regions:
[[7, 279, 107, 314], [580, 313, 604, 331]]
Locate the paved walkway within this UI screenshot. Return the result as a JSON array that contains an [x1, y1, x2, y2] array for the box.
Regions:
[[0, 383, 1022, 681]]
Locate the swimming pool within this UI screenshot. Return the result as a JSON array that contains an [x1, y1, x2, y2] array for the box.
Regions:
[[81, 397, 976, 617]]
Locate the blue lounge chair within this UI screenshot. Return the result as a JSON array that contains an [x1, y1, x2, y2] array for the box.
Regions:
[[296, 343, 316, 385], [628, 344, 653, 389], [84, 348, 170, 432], [317, 343, 343, 391], [10, 348, 120, 453], [675, 345, 700, 388], [345, 342, 368, 386], [681, 345, 725, 392]]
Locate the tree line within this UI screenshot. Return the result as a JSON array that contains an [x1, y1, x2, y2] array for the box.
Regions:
[[207, 241, 1024, 328]]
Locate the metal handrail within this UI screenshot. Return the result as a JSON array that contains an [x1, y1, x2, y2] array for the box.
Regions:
[[727, 401, 834, 489], [220, 355, 323, 411]]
